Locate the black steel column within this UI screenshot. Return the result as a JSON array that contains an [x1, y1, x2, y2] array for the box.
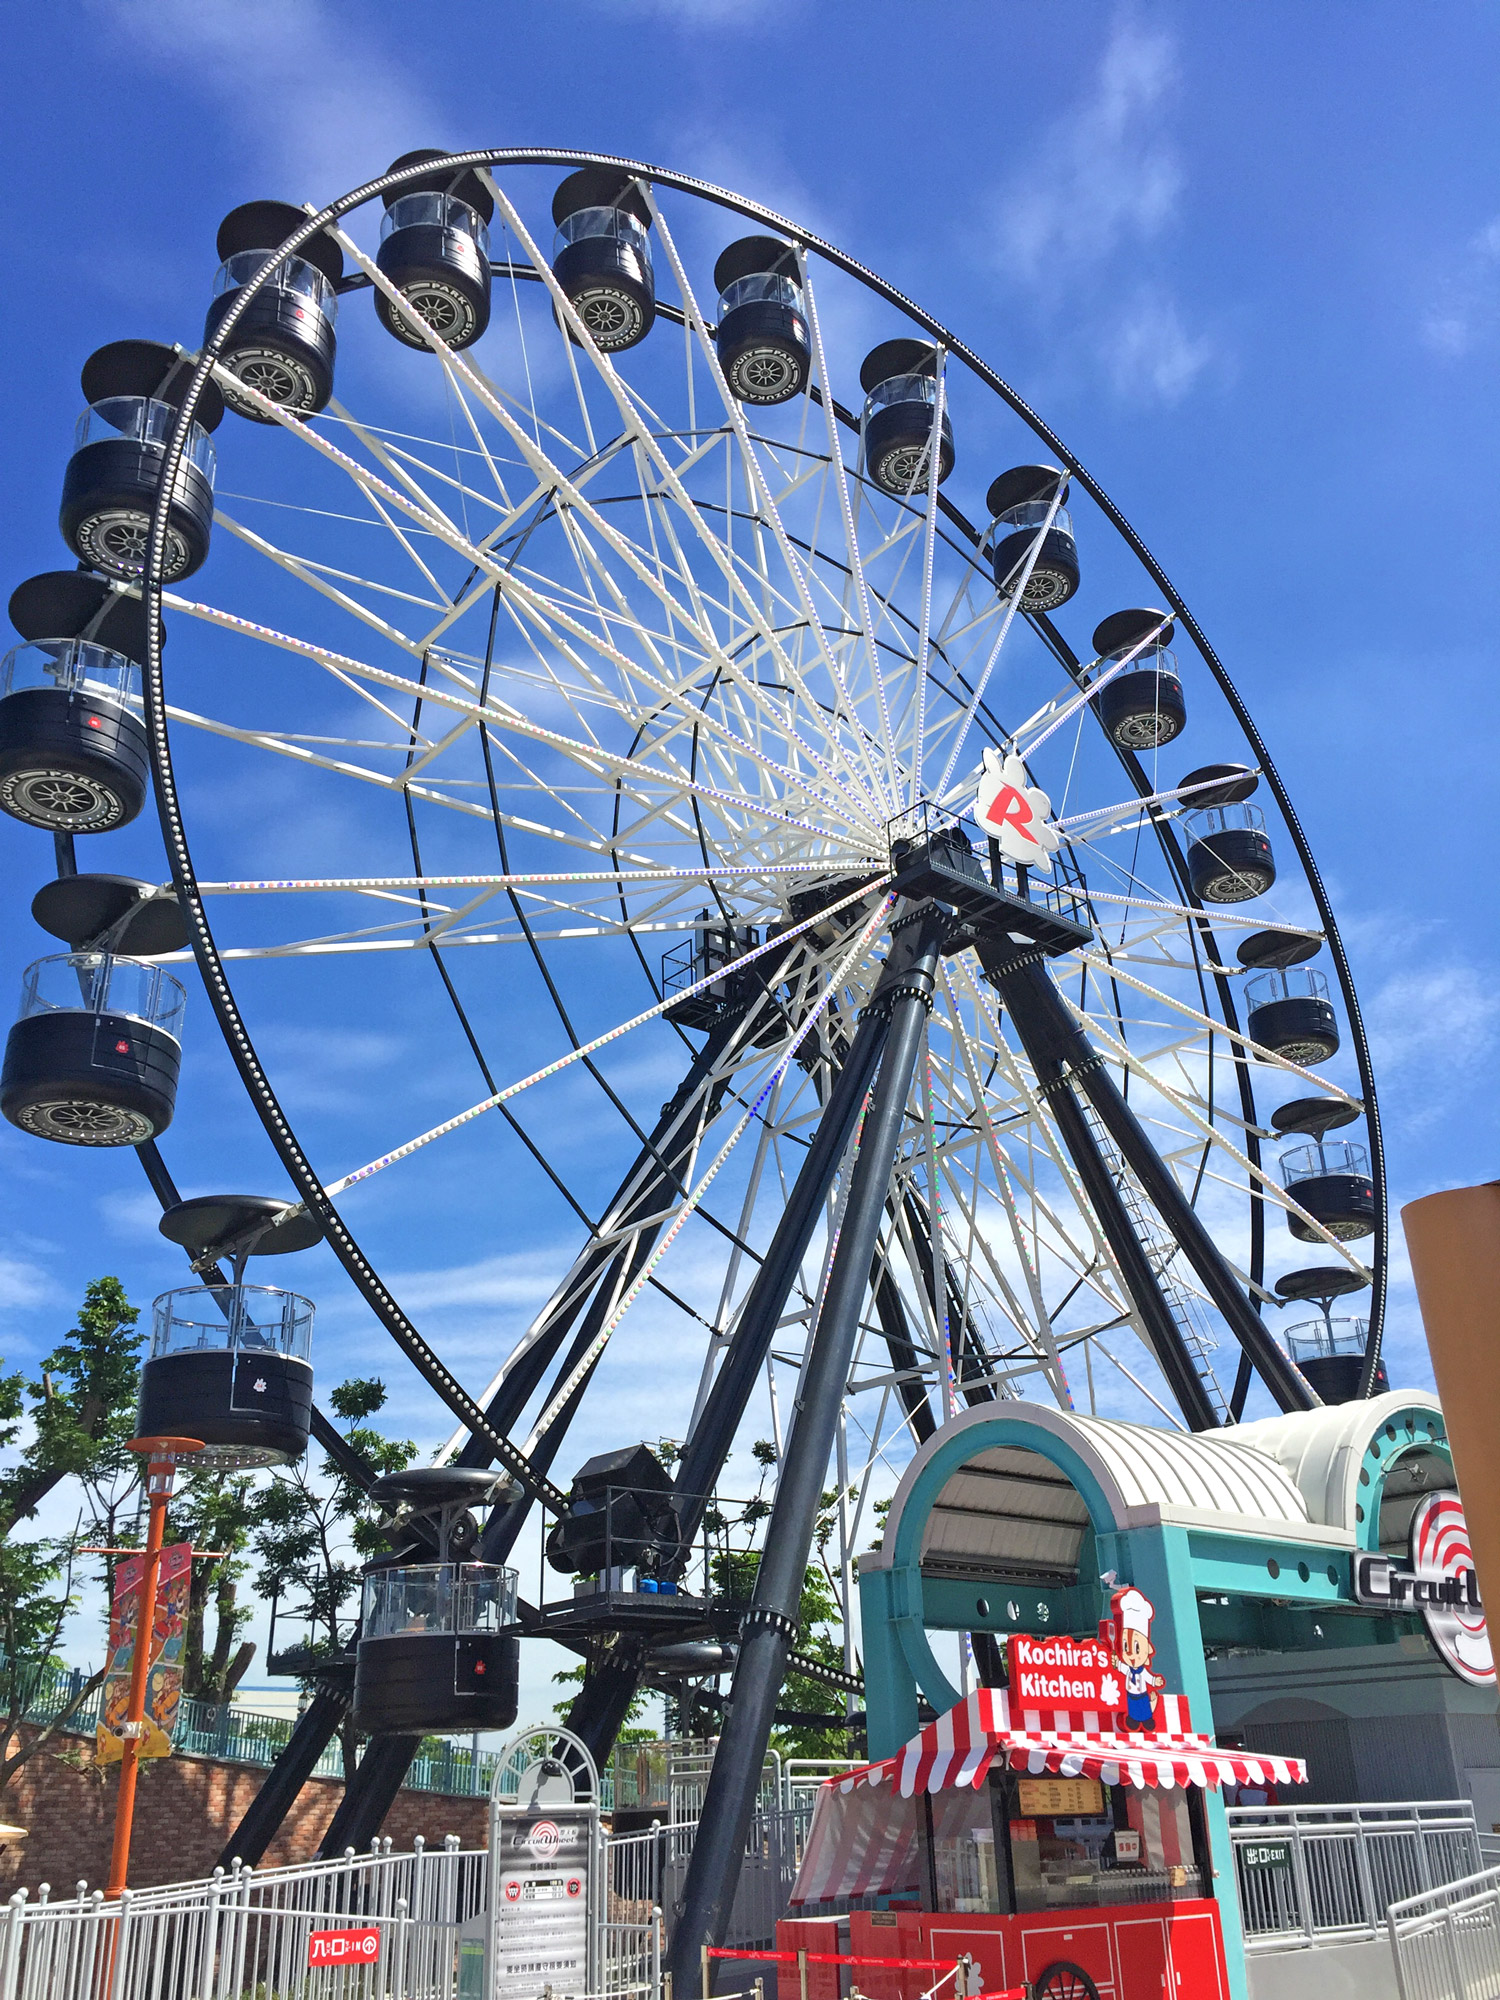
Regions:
[[981, 939, 1315, 1417], [565, 1633, 651, 1770], [463, 1017, 744, 1459], [562, 980, 900, 1758], [316, 1734, 423, 1857], [669, 995, 895, 1539], [217, 1680, 352, 1869], [1072, 1054, 1317, 1413], [668, 905, 948, 1990]]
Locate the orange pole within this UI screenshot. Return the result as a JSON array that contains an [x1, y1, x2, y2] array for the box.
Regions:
[[106, 1446, 185, 1898]]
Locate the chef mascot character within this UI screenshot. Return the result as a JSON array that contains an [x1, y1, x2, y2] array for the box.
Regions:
[[1111, 1586, 1166, 1730]]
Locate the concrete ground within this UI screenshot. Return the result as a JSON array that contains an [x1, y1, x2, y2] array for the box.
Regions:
[[1246, 1937, 1399, 2000]]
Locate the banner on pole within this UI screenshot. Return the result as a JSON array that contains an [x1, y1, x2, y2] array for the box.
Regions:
[[96, 1543, 192, 1764]]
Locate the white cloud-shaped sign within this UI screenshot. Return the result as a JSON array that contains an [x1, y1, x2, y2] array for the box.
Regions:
[[973, 749, 1061, 872]]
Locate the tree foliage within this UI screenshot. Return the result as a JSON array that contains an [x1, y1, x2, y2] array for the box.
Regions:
[[0, 1277, 146, 1796], [0, 1276, 143, 1537], [249, 1377, 415, 1780]]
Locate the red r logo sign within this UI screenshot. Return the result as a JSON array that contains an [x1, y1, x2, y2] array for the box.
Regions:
[[981, 785, 1039, 845]]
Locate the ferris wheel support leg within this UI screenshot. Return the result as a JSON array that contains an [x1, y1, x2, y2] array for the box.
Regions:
[[981, 941, 1316, 1418], [564, 1633, 651, 1768], [1042, 1075, 1221, 1431], [315, 1734, 422, 1859], [872, 1252, 937, 1443], [216, 1679, 353, 1870], [668, 905, 949, 1991], [669, 996, 898, 1540], [1073, 1056, 1318, 1413]]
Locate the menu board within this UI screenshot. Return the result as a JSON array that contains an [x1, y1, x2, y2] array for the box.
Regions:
[[1016, 1776, 1105, 1818]]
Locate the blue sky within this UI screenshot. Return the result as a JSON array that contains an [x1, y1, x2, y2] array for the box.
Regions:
[[1, 1, 1497, 1722]]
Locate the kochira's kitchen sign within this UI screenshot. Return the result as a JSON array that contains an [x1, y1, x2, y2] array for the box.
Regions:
[[1352, 1491, 1494, 1687]]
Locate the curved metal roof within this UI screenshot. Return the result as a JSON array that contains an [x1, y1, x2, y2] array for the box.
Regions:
[[874, 1401, 1317, 1583], [1233, 1389, 1447, 1535]]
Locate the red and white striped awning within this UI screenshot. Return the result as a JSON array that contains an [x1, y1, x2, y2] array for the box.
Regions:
[[831, 1688, 1308, 1795]]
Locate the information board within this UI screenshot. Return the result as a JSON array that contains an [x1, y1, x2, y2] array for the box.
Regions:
[[488, 1734, 602, 2000], [1016, 1776, 1105, 1818]]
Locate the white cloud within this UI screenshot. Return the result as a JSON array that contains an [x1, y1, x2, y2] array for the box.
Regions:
[[0, 1253, 56, 1312], [97, 1188, 168, 1240], [389, 1246, 566, 1313], [997, 21, 1183, 284], [93, 0, 451, 201], [1108, 294, 1216, 405], [1364, 956, 1500, 1128], [987, 17, 1216, 407], [1421, 216, 1500, 359]]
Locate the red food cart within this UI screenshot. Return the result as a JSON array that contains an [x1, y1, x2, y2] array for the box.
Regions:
[[778, 1682, 1306, 2000]]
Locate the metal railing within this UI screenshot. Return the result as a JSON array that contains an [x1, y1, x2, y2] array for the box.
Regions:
[[0, 1835, 486, 2000], [1228, 1798, 1482, 1948], [0, 1654, 502, 1797], [0, 1811, 744, 1999], [1387, 1862, 1500, 2000], [606, 1806, 812, 1950]]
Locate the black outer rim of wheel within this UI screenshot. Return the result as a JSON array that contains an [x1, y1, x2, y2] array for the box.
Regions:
[[133, 146, 1387, 1423]]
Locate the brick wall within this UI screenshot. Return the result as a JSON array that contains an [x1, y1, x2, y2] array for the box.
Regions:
[[0, 1727, 488, 1897]]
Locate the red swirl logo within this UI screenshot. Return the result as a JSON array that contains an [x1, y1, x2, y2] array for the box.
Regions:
[[1412, 1492, 1493, 1686]]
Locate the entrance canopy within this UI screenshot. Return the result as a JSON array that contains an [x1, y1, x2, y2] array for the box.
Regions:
[[831, 1688, 1308, 1796]]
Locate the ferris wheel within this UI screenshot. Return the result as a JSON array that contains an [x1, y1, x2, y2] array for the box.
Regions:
[[0, 149, 1382, 1876]]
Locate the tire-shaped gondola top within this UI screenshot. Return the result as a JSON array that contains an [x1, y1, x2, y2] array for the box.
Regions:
[[375, 149, 494, 352], [859, 338, 954, 495], [713, 236, 810, 405], [987, 464, 1080, 611], [58, 341, 222, 582], [206, 200, 344, 419], [1090, 607, 1185, 750], [551, 167, 656, 353], [0, 569, 162, 833]]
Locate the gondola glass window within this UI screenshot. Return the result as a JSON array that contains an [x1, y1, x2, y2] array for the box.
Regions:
[[60, 339, 222, 583], [1279, 1139, 1377, 1242], [362, 1562, 518, 1639], [0, 640, 145, 832], [551, 172, 656, 352]]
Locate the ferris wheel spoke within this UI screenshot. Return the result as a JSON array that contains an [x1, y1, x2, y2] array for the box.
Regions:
[[310, 882, 888, 1201], [934, 970, 1075, 1396], [166, 590, 882, 856], [640, 475, 892, 828], [645, 201, 897, 822], [1075, 950, 1361, 1106], [514, 896, 893, 1449], [211, 510, 440, 647]]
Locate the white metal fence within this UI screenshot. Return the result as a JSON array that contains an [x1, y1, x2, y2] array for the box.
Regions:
[[1228, 1798, 1483, 1948], [0, 1807, 762, 2000], [0, 1835, 486, 2000], [1387, 1862, 1500, 2000]]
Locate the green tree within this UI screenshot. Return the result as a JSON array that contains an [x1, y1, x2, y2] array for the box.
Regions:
[[0, 1277, 143, 1537], [169, 1470, 259, 1705], [0, 1277, 147, 1797], [250, 1378, 415, 1779]]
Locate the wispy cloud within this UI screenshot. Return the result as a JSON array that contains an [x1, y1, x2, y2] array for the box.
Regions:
[[987, 16, 1216, 406], [1108, 294, 1216, 406], [1422, 216, 1500, 359], [1364, 954, 1500, 1129], [92, 0, 450, 200], [997, 22, 1183, 285], [0, 1253, 56, 1313]]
